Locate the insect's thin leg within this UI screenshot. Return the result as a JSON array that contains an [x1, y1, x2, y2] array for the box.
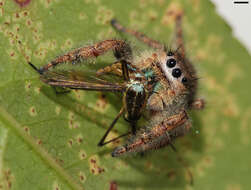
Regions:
[[98, 132, 130, 146], [98, 107, 125, 146], [175, 13, 186, 59], [111, 19, 164, 50], [28, 62, 43, 74], [38, 39, 131, 73]]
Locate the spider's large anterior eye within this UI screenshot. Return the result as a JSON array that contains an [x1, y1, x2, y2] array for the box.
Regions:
[[166, 58, 176, 68], [172, 68, 182, 78]]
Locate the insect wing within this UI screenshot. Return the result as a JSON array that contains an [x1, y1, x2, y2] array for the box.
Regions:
[[40, 70, 126, 92]]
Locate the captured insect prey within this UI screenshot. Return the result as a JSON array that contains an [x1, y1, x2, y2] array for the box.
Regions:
[[28, 12, 204, 157]]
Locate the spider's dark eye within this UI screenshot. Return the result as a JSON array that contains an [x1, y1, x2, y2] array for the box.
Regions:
[[167, 51, 174, 56], [166, 58, 176, 68], [172, 68, 182, 78], [182, 77, 188, 83]]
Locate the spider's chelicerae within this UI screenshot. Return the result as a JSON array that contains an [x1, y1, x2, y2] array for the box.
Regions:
[[29, 11, 204, 157]]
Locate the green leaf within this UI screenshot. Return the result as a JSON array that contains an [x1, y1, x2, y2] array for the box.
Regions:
[[0, 0, 251, 190]]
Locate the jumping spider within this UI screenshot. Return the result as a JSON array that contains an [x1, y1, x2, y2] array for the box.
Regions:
[[29, 12, 204, 158]]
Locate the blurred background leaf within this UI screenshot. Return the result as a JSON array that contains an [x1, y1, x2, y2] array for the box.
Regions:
[[0, 0, 250, 190]]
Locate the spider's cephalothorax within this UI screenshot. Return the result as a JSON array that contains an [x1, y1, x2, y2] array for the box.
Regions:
[[28, 12, 204, 156]]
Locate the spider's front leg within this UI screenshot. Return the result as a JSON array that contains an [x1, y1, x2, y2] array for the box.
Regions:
[[36, 39, 132, 73]]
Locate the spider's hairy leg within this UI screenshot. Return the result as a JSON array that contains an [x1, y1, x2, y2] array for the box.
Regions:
[[98, 132, 130, 147], [174, 12, 186, 60], [112, 110, 190, 157], [37, 39, 132, 73], [111, 19, 164, 50]]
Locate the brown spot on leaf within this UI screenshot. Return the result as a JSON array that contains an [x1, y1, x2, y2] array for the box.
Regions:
[[68, 139, 73, 147], [68, 119, 73, 129], [22, 11, 28, 16], [89, 155, 105, 175], [79, 150, 87, 160], [53, 181, 60, 190], [3, 169, 14, 190], [10, 51, 15, 57], [76, 134, 83, 144], [37, 139, 42, 145], [77, 137, 83, 143], [90, 159, 96, 164], [29, 106, 37, 116], [15, 12, 20, 18], [79, 171, 86, 183], [26, 19, 32, 26], [98, 167, 105, 174], [80, 175, 84, 181], [25, 81, 31, 91], [23, 126, 30, 135]]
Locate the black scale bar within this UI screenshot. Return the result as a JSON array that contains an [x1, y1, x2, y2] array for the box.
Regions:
[[234, 1, 249, 4]]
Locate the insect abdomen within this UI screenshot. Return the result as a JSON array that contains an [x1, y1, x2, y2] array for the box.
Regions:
[[124, 82, 147, 122]]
